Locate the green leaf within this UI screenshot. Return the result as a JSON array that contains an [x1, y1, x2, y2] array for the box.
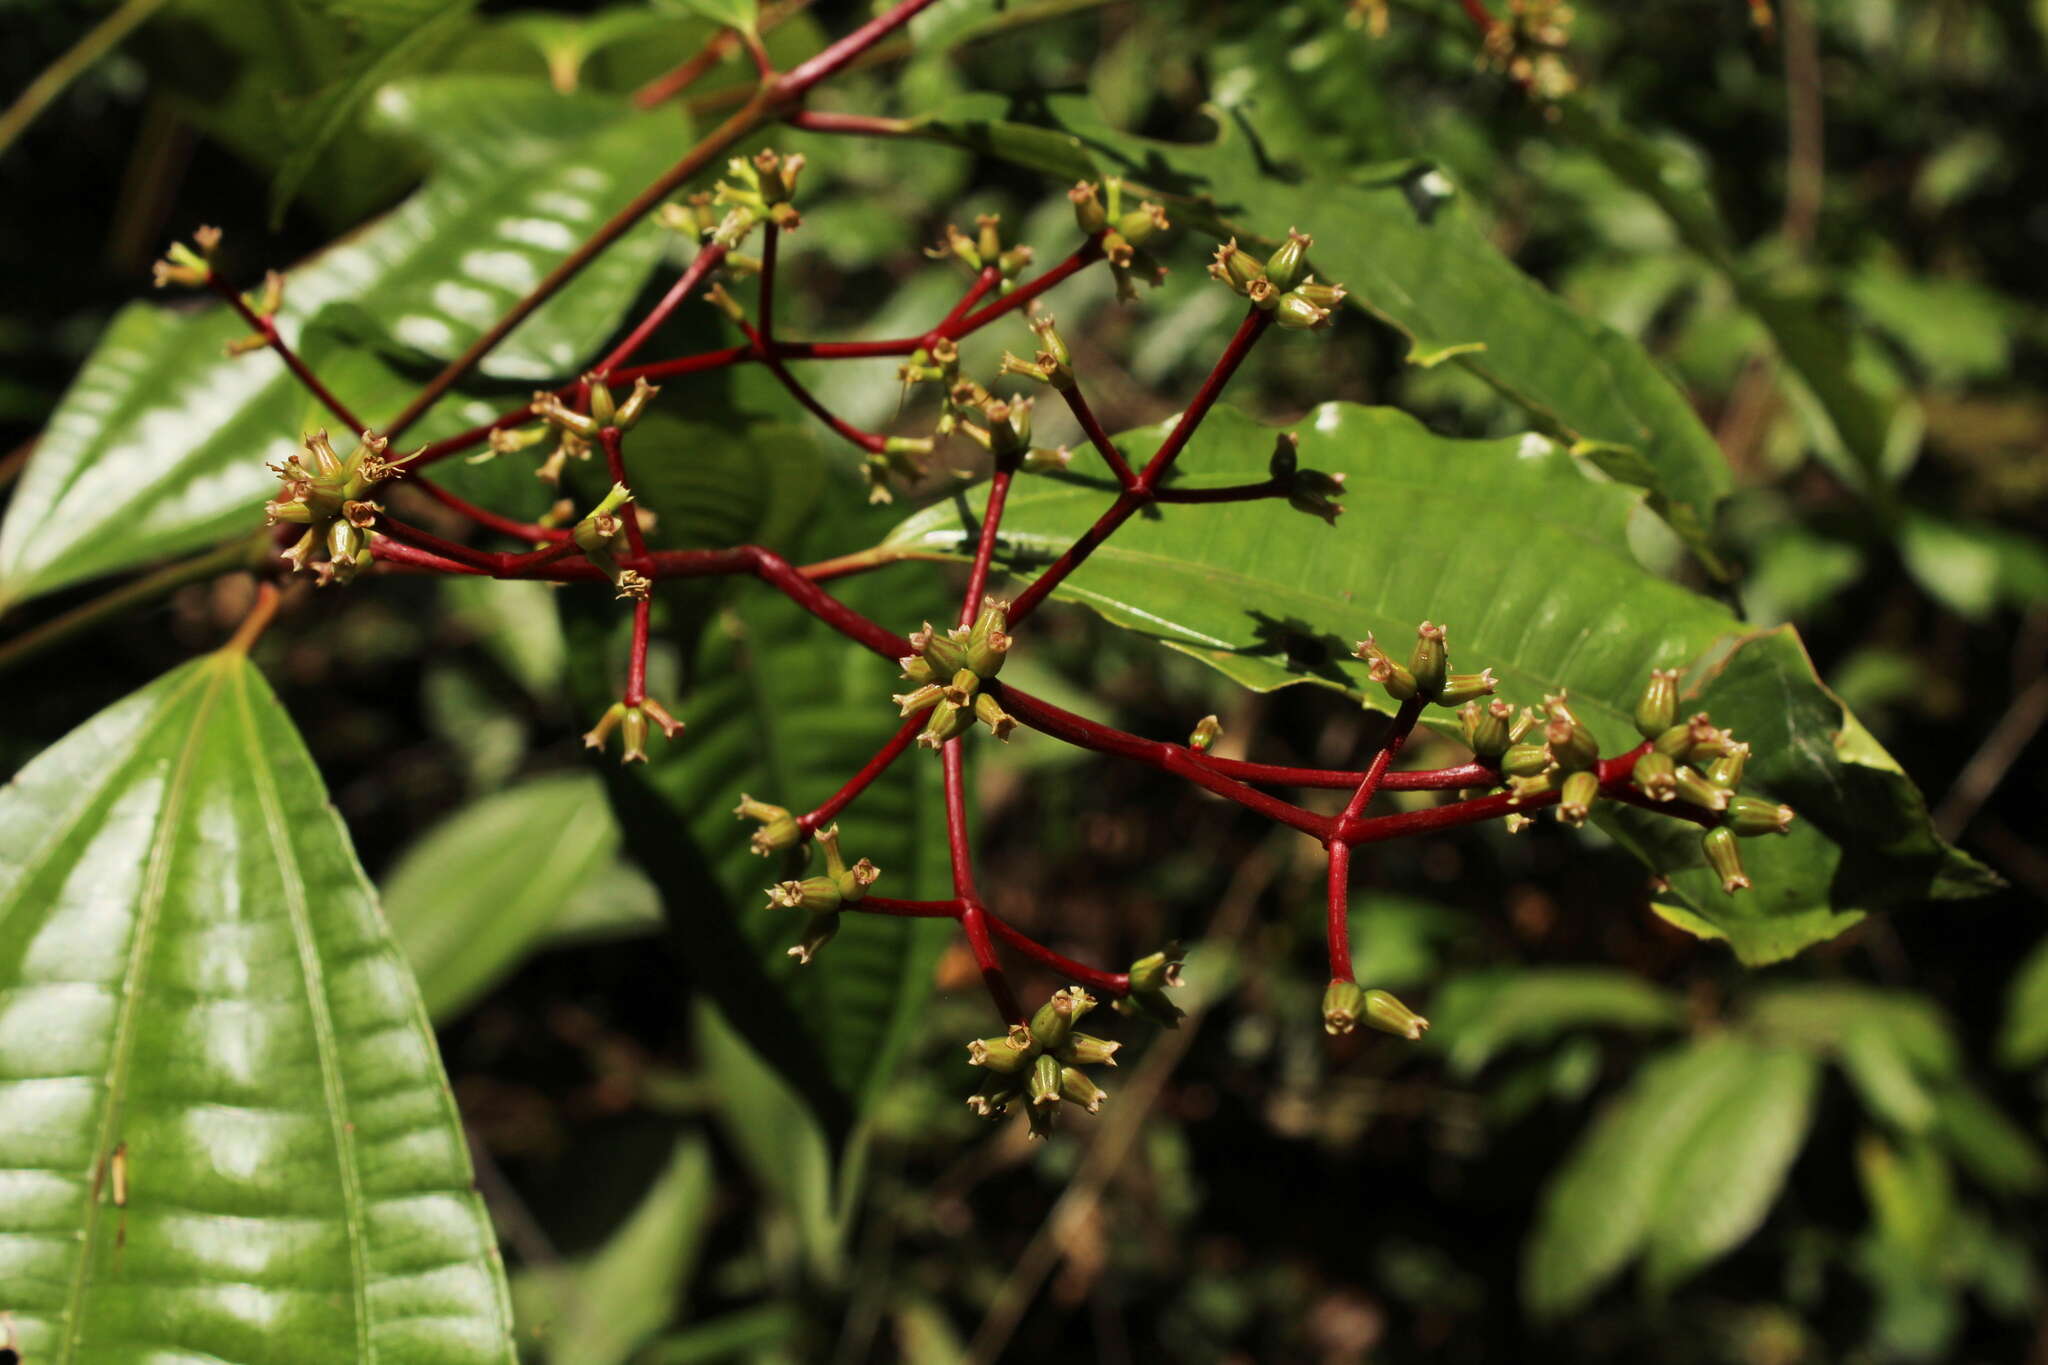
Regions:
[[667, 0, 758, 30], [917, 94, 1734, 568], [1425, 969, 1685, 1078], [1930, 1083, 2048, 1197], [0, 77, 684, 611], [1640, 1045, 1819, 1293], [0, 646, 515, 1360], [516, 1136, 715, 1365], [382, 773, 659, 1023], [1523, 1035, 1753, 1318], [2000, 936, 2048, 1069], [888, 401, 1988, 961], [269, 0, 483, 224]]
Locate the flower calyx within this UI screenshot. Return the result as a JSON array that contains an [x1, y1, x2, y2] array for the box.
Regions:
[[1322, 979, 1430, 1040], [766, 824, 878, 965], [583, 697, 683, 765], [152, 225, 221, 289], [902, 601, 1015, 748], [1113, 944, 1187, 1027], [267, 428, 421, 585]]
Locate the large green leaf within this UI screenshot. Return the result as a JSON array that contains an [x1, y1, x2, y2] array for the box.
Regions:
[[918, 93, 1734, 568], [1425, 969, 1685, 1078], [888, 401, 1990, 961], [0, 77, 683, 612], [382, 773, 660, 1024], [0, 645, 515, 1360]]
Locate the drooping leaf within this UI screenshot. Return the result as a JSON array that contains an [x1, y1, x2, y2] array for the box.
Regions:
[[916, 93, 1735, 568], [382, 773, 660, 1023], [1424, 969, 1685, 1078], [1929, 1083, 2048, 1198], [0, 77, 685, 611], [1523, 1035, 1753, 1318], [0, 645, 516, 1361], [514, 1135, 715, 1365], [887, 401, 1990, 961], [1641, 1045, 1819, 1293]]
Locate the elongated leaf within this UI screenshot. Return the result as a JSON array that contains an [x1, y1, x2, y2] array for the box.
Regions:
[[2000, 936, 2048, 1069], [383, 773, 659, 1023], [0, 646, 515, 1360], [1425, 969, 1685, 1078], [888, 401, 1990, 961], [918, 93, 1733, 568], [1641, 1046, 1819, 1293], [515, 1135, 715, 1364], [1930, 1083, 2048, 1197], [0, 77, 683, 611], [1523, 1035, 1753, 1318]]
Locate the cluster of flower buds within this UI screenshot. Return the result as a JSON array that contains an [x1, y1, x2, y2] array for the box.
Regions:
[[1069, 180, 1170, 300], [265, 428, 420, 586], [763, 825, 878, 965], [151, 225, 221, 289], [1267, 431, 1348, 523], [1209, 229, 1346, 329], [1321, 979, 1429, 1039], [568, 481, 648, 599], [514, 374, 658, 484], [928, 213, 1035, 281], [1480, 0, 1578, 101], [894, 599, 1017, 749], [583, 694, 682, 764], [998, 313, 1077, 394], [1622, 670, 1793, 892], [707, 149, 806, 246], [733, 792, 802, 857], [965, 986, 1122, 1137], [1355, 621, 1498, 709]]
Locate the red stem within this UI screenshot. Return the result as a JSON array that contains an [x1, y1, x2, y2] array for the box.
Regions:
[[983, 913, 1130, 996], [959, 468, 1012, 627], [934, 266, 1001, 339], [410, 474, 571, 542], [944, 241, 1102, 339], [1334, 697, 1425, 837], [742, 321, 889, 452], [854, 896, 963, 917], [799, 711, 925, 832], [782, 109, 916, 137], [1327, 841, 1355, 982], [599, 427, 650, 558], [624, 596, 651, 706], [1325, 696, 1424, 981], [1060, 382, 1137, 487], [597, 242, 729, 374], [211, 278, 365, 433], [1152, 479, 1283, 504]]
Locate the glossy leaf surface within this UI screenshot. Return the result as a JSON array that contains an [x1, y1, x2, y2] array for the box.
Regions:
[[0, 647, 515, 1361], [0, 78, 682, 610], [889, 401, 1990, 961]]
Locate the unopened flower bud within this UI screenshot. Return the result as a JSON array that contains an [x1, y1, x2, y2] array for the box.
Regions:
[[1545, 716, 1598, 772], [1634, 668, 1680, 739], [1293, 276, 1348, 309], [1726, 794, 1794, 836], [1355, 634, 1416, 700], [1060, 1065, 1107, 1113], [1265, 228, 1311, 291], [1631, 750, 1678, 801], [1022, 445, 1072, 473], [768, 876, 842, 914], [1209, 238, 1263, 293], [968, 1029, 1036, 1074], [834, 857, 880, 902], [917, 698, 972, 749], [1501, 742, 1553, 778], [1673, 765, 1731, 812], [967, 1073, 1021, 1119], [787, 912, 837, 965], [1275, 291, 1332, 329], [1706, 742, 1750, 790], [973, 691, 1015, 740], [1118, 201, 1169, 247], [967, 598, 1011, 677], [916, 621, 970, 675], [619, 707, 650, 762], [1439, 670, 1497, 706], [1188, 714, 1223, 752], [1555, 769, 1599, 826], [1323, 979, 1368, 1035], [1057, 1034, 1121, 1067], [734, 793, 800, 856], [1069, 181, 1107, 234], [1469, 698, 1514, 758], [613, 377, 658, 429], [1362, 988, 1430, 1041], [1702, 825, 1749, 893], [1029, 1052, 1063, 1109], [1409, 622, 1448, 701]]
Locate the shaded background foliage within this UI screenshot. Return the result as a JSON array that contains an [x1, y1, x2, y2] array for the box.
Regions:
[[1, 0, 2045, 1360]]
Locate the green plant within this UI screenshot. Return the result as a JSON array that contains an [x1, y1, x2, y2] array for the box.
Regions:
[[0, 0, 2033, 1360]]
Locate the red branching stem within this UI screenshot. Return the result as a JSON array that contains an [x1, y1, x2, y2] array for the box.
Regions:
[[782, 108, 917, 137], [772, 0, 943, 94], [800, 711, 926, 832], [1334, 697, 1425, 839], [757, 225, 779, 342], [624, 597, 652, 706], [945, 240, 1102, 338], [1059, 383, 1137, 487], [375, 515, 505, 573], [371, 536, 487, 576], [995, 682, 1332, 839], [983, 913, 1131, 996], [599, 427, 650, 559], [410, 474, 571, 542], [741, 321, 889, 452], [774, 336, 922, 359], [1009, 306, 1270, 625], [631, 29, 744, 109], [1152, 479, 1283, 505], [624, 344, 755, 384], [597, 243, 730, 374], [959, 468, 1012, 627], [1197, 755, 1499, 792], [935, 266, 1002, 338], [1326, 840, 1356, 982], [943, 739, 1025, 1024], [210, 278, 365, 433], [741, 24, 776, 80]]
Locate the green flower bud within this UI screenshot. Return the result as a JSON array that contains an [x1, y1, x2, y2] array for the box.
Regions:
[[1501, 743, 1553, 778], [1726, 794, 1794, 836], [733, 793, 801, 856], [899, 654, 936, 686], [1363, 988, 1430, 1041], [1026, 1093, 1057, 1141], [1059, 1065, 1107, 1114], [1030, 987, 1093, 1053], [1323, 979, 1367, 1035], [1022, 445, 1073, 473], [1555, 769, 1600, 827], [968, 1026, 1036, 1074], [613, 377, 659, 429], [1672, 765, 1731, 813], [1188, 714, 1223, 752], [585, 375, 616, 426], [1029, 1052, 1063, 1108], [1117, 201, 1169, 247], [1438, 670, 1498, 706], [973, 691, 1016, 741], [768, 876, 842, 914], [1274, 291, 1332, 330], [1293, 276, 1348, 309], [1030, 313, 1071, 370], [1507, 771, 1557, 805], [1684, 716, 1739, 763], [1056, 1033, 1121, 1068], [1470, 698, 1515, 759], [913, 621, 970, 676], [1264, 228, 1311, 291], [1355, 634, 1417, 700], [976, 213, 1003, 264], [967, 598, 1011, 677], [1545, 716, 1598, 772], [619, 707, 650, 763], [787, 911, 838, 965], [1409, 622, 1448, 701], [583, 701, 627, 753], [967, 1073, 1021, 1119], [1653, 722, 1695, 758], [1707, 742, 1750, 791], [1634, 667, 1680, 739], [1702, 825, 1750, 893], [1630, 750, 1678, 802], [1208, 238, 1264, 294], [893, 683, 945, 717], [917, 698, 972, 750], [833, 857, 879, 903], [943, 667, 980, 707]]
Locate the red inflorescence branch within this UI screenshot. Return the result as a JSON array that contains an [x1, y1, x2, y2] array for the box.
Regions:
[[218, 0, 1759, 1042]]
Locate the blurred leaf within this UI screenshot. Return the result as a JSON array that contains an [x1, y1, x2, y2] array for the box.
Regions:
[[890, 402, 1990, 961], [269, 0, 484, 223], [919, 93, 1736, 569], [1347, 893, 1464, 991], [1524, 1035, 1755, 1318], [443, 576, 570, 697], [668, 0, 757, 30], [1838, 1026, 1937, 1134], [1858, 1131, 1956, 1267], [1930, 1083, 2048, 1197], [642, 1304, 803, 1363], [1642, 1046, 1819, 1294], [2000, 936, 2048, 1069], [1848, 259, 2012, 384], [1745, 983, 1960, 1077], [383, 773, 658, 1023], [517, 1136, 715, 1365], [1425, 968, 1684, 1078], [0, 646, 514, 1359], [0, 78, 683, 610], [1900, 512, 2005, 619]]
